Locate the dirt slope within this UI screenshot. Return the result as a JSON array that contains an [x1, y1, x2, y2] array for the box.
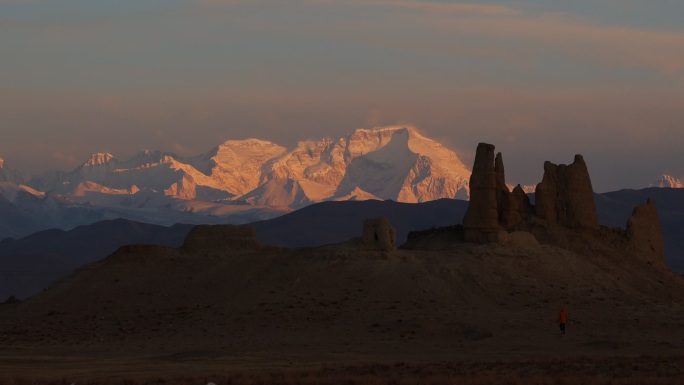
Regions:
[[1, 229, 682, 381]]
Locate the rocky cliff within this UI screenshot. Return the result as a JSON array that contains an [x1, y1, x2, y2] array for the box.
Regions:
[[462, 142, 666, 266]]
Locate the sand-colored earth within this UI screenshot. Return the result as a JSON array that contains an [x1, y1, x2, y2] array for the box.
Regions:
[[1, 230, 683, 383]]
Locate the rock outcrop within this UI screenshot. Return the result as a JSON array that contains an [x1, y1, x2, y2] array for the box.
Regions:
[[463, 144, 532, 242], [495, 152, 527, 229], [626, 198, 665, 261], [463, 143, 500, 242], [362, 217, 397, 251], [456, 142, 666, 268], [535, 155, 599, 229], [511, 184, 533, 220], [182, 224, 260, 252]]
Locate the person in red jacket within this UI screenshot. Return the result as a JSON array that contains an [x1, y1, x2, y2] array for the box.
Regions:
[[558, 307, 568, 334]]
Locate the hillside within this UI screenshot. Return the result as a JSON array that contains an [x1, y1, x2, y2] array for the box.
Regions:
[[0, 219, 193, 300], [251, 198, 469, 248], [0, 199, 469, 301], [0, 223, 682, 381]]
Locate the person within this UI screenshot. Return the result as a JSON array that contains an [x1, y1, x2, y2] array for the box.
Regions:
[[558, 307, 568, 334]]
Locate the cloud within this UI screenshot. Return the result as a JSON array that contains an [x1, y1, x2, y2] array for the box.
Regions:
[[172, 143, 195, 156], [289, 2, 684, 77], [335, 0, 521, 15], [51, 151, 78, 165], [433, 12, 684, 76]]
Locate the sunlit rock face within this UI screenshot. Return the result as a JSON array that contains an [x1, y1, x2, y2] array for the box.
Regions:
[[207, 139, 288, 197], [261, 126, 471, 205]]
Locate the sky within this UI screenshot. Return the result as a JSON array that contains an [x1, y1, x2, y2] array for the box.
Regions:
[[1, 0, 683, 192]]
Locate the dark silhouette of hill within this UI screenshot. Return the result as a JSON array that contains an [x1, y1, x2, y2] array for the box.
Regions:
[[0, 194, 44, 241], [0, 200, 469, 301], [250, 198, 469, 248], [0, 219, 193, 300]]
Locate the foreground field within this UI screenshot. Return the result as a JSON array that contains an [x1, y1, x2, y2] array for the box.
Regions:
[[1, 352, 684, 384]]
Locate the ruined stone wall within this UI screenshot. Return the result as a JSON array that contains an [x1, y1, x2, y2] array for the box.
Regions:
[[362, 217, 397, 251], [182, 224, 261, 252], [626, 198, 665, 260]]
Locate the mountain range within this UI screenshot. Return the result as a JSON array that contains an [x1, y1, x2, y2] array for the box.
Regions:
[[1, 126, 681, 241], [0, 126, 473, 240], [650, 174, 684, 188]]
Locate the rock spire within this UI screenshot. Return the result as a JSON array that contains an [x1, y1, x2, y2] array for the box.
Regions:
[[626, 198, 665, 261], [535, 155, 599, 229], [463, 143, 500, 242]]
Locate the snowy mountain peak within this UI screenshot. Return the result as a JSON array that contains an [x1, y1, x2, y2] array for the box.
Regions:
[[222, 138, 280, 148], [352, 125, 416, 136], [121, 150, 178, 169], [0, 157, 4, 169], [207, 139, 287, 196], [21, 126, 472, 210], [81, 153, 115, 168], [344, 126, 410, 158], [650, 174, 683, 188]]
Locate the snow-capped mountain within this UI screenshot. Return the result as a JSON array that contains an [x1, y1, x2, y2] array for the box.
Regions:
[[253, 126, 471, 206], [1, 126, 471, 239], [650, 174, 683, 188], [27, 126, 471, 208]]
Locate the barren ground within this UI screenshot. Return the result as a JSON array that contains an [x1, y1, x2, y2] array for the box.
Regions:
[[1, 240, 683, 384]]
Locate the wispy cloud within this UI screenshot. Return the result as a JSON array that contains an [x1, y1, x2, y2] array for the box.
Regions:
[[307, 2, 684, 77], [431, 12, 684, 75], [334, 0, 521, 15]]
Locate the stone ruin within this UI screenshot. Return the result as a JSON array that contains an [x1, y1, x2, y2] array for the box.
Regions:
[[626, 198, 665, 260], [463, 142, 664, 261], [463, 143, 534, 243], [181, 224, 261, 252], [535, 156, 599, 229], [362, 217, 397, 251], [462, 143, 499, 243]]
